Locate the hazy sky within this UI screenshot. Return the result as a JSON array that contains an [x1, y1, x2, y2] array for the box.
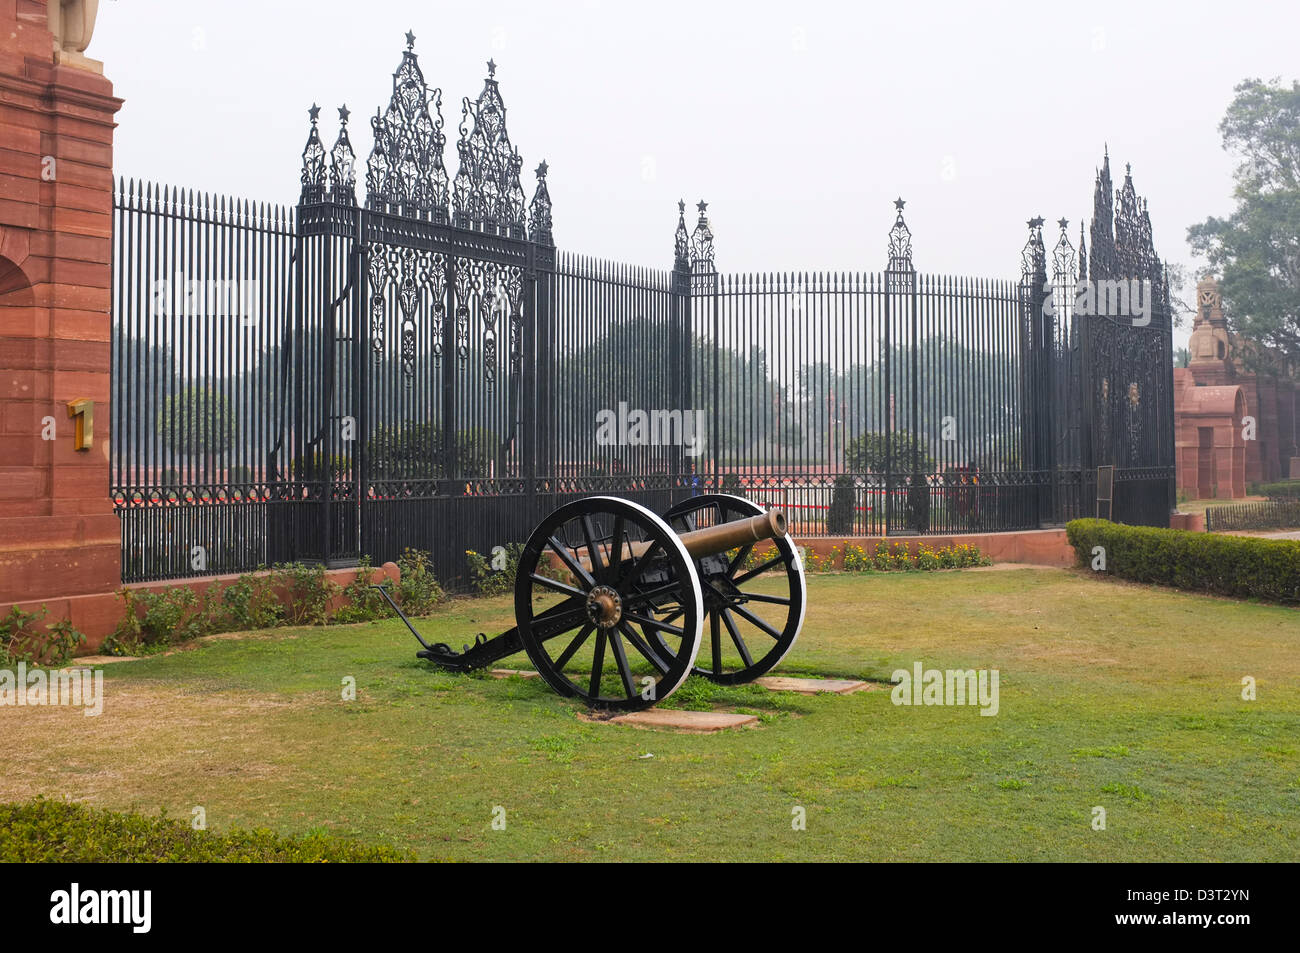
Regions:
[[94, 0, 1298, 349]]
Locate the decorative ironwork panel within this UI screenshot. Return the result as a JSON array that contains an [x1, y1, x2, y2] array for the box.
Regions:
[[453, 60, 527, 238], [365, 33, 451, 222]]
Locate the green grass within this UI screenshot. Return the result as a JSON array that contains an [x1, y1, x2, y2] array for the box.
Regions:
[[0, 798, 413, 862], [3, 569, 1297, 861]]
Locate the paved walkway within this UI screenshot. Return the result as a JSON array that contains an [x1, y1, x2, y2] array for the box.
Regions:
[[1224, 529, 1300, 540]]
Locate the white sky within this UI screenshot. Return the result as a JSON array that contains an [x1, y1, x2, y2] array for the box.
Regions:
[[93, 0, 1300, 352]]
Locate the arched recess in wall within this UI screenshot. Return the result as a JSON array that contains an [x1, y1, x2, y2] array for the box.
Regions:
[[0, 252, 36, 335]]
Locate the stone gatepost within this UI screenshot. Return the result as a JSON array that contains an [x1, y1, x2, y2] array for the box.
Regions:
[[0, 0, 123, 642]]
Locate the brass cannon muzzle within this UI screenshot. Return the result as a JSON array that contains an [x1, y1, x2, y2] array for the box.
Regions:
[[676, 509, 786, 560], [577, 510, 787, 568]]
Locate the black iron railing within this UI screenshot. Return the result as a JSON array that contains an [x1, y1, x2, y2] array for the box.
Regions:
[[109, 39, 1176, 586]]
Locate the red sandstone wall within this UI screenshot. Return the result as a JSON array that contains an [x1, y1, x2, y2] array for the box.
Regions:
[[0, 3, 123, 612]]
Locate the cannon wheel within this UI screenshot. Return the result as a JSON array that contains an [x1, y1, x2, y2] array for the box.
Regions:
[[657, 493, 806, 685], [515, 496, 703, 711]]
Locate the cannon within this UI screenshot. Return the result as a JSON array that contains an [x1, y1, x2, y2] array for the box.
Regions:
[[374, 494, 806, 711]]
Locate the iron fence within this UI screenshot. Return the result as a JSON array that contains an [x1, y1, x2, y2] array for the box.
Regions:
[[109, 38, 1176, 586], [1205, 501, 1300, 533]]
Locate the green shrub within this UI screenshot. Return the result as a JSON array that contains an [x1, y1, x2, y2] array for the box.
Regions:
[[106, 586, 202, 655], [268, 563, 338, 627], [332, 556, 389, 623], [827, 475, 855, 534], [465, 543, 525, 596], [1256, 480, 1300, 501], [395, 549, 445, 615], [842, 543, 872, 572], [221, 570, 284, 630], [720, 473, 743, 497], [1065, 518, 1300, 604], [0, 798, 412, 863], [872, 540, 892, 571], [0, 606, 86, 666]]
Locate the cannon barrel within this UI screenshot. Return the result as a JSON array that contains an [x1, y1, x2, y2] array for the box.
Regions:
[[580, 509, 786, 568], [677, 509, 786, 559]]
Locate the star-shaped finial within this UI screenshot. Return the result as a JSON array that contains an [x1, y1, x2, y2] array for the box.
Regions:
[[1027, 216, 1045, 230], [536, 160, 548, 177], [308, 103, 320, 123], [338, 104, 350, 124], [697, 200, 708, 215], [405, 30, 416, 49], [894, 197, 906, 211], [678, 199, 686, 214], [487, 58, 497, 77], [1057, 217, 1069, 231]]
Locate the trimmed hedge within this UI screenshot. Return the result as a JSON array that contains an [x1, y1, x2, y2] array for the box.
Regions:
[[1257, 480, 1300, 501], [0, 798, 413, 863], [1065, 518, 1300, 604]]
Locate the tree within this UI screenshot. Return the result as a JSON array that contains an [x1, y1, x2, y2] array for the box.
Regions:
[[1188, 78, 1300, 370], [156, 386, 234, 464], [827, 475, 855, 534], [366, 422, 494, 480], [844, 431, 935, 476]]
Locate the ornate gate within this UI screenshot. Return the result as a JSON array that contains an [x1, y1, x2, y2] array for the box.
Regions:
[[109, 39, 1176, 585], [278, 40, 557, 569]]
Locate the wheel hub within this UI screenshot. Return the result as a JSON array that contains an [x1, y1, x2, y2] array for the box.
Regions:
[[585, 585, 623, 629]]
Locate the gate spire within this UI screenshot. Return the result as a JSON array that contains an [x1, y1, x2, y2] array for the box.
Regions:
[[1020, 216, 1047, 285], [300, 103, 327, 205], [1088, 148, 1116, 282], [330, 105, 356, 205], [673, 200, 690, 271], [689, 200, 714, 272], [1051, 217, 1076, 288], [365, 33, 450, 221], [453, 60, 528, 238], [529, 160, 553, 245], [886, 197, 913, 272]]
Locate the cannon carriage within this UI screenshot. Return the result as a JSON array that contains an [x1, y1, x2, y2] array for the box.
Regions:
[[376, 494, 806, 710]]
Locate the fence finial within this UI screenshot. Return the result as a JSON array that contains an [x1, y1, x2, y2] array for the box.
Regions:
[[529, 160, 553, 245], [887, 197, 913, 271], [299, 103, 327, 205], [1021, 216, 1046, 284], [690, 200, 714, 273], [329, 104, 356, 205], [673, 199, 690, 271]]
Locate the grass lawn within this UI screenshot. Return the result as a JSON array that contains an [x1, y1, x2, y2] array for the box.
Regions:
[[2, 569, 1297, 861]]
